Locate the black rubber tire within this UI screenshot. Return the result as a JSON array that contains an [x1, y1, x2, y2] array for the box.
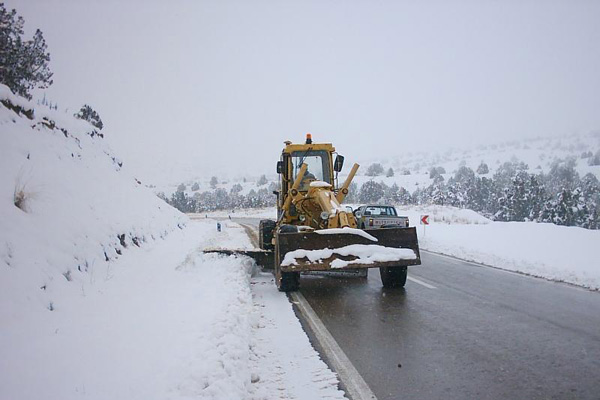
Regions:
[[380, 266, 407, 288], [259, 219, 276, 250], [276, 269, 300, 292], [274, 225, 300, 292], [278, 224, 298, 234]]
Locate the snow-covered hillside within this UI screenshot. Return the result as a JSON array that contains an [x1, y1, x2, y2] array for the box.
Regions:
[[159, 132, 600, 197], [0, 86, 348, 400], [351, 132, 600, 193], [0, 84, 186, 314]]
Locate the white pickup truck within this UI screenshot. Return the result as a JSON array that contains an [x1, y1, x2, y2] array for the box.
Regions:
[[353, 205, 410, 229]]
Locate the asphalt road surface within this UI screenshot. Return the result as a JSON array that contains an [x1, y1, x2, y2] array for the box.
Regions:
[[233, 217, 600, 400]]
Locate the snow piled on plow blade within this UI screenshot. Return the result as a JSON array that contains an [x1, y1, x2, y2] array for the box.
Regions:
[[277, 227, 421, 272], [282, 244, 417, 268]]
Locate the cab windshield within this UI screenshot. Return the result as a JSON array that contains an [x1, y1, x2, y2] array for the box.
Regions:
[[365, 206, 397, 216], [291, 150, 331, 189]]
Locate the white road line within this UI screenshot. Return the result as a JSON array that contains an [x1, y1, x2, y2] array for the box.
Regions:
[[290, 292, 378, 400], [407, 276, 437, 289]]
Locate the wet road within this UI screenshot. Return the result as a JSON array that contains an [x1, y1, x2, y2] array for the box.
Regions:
[[233, 218, 600, 400]]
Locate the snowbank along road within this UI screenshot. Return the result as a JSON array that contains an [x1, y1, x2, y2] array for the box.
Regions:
[[235, 217, 600, 400]]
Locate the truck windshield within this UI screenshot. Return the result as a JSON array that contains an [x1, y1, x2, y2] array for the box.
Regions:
[[365, 206, 397, 216], [291, 150, 331, 188]]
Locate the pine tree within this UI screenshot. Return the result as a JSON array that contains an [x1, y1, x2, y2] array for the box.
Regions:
[[0, 4, 53, 99], [588, 150, 600, 166], [210, 176, 218, 189], [359, 181, 385, 203], [257, 174, 268, 186], [396, 187, 412, 205], [386, 167, 394, 177], [476, 162, 489, 175], [580, 173, 600, 229]]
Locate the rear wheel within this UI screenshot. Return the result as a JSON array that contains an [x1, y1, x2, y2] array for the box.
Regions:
[[380, 266, 407, 288], [259, 219, 276, 250]]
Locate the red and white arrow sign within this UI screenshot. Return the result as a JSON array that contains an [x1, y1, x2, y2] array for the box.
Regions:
[[420, 215, 430, 225]]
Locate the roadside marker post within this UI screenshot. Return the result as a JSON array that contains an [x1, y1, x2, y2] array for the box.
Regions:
[[420, 215, 430, 236]]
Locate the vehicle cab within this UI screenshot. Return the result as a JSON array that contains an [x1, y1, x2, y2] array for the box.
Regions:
[[354, 205, 410, 229]]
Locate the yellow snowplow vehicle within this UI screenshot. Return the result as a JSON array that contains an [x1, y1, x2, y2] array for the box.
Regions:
[[258, 134, 421, 291]]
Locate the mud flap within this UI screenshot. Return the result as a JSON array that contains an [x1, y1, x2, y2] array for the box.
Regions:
[[277, 227, 421, 272]]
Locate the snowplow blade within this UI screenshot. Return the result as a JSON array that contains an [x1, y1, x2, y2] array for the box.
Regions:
[[203, 248, 274, 268], [277, 227, 421, 272]]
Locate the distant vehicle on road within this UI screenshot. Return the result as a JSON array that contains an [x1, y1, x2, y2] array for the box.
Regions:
[[354, 205, 410, 229]]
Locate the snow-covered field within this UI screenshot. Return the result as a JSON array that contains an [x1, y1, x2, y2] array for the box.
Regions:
[[398, 205, 600, 290]]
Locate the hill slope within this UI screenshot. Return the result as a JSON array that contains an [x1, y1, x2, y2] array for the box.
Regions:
[[0, 84, 186, 314]]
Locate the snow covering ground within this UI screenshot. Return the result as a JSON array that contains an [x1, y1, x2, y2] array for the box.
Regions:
[[0, 85, 186, 314], [1, 219, 347, 400], [1, 86, 347, 400], [398, 205, 600, 290]]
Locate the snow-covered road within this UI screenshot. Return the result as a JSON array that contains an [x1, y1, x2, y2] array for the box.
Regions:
[[0, 219, 346, 400]]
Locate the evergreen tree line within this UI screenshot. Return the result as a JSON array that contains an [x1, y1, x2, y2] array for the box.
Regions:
[[159, 182, 277, 214], [353, 160, 600, 230], [160, 159, 599, 229]]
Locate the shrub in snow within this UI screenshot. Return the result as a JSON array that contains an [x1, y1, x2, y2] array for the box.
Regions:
[[429, 166, 446, 179], [365, 163, 384, 176], [210, 176, 218, 188], [177, 183, 186, 192], [386, 167, 394, 177], [191, 182, 200, 191], [0, 4, 53, 99], [13, 185, 28, 212], [73, 104, 104, 137]]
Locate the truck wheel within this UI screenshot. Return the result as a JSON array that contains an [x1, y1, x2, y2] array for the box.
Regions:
[[276, 268, 300, 292], [259, 219, 276, 250], [380, 266, 407, 288]]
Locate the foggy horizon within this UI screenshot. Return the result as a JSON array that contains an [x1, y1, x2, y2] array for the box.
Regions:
[[9, 0, 600, 183]]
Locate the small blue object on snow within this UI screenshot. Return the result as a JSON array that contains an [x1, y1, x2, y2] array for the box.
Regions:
[[217, 222, 221, 232]]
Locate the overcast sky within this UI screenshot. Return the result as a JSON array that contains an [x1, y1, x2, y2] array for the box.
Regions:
[[9, 0, 600, 183]]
